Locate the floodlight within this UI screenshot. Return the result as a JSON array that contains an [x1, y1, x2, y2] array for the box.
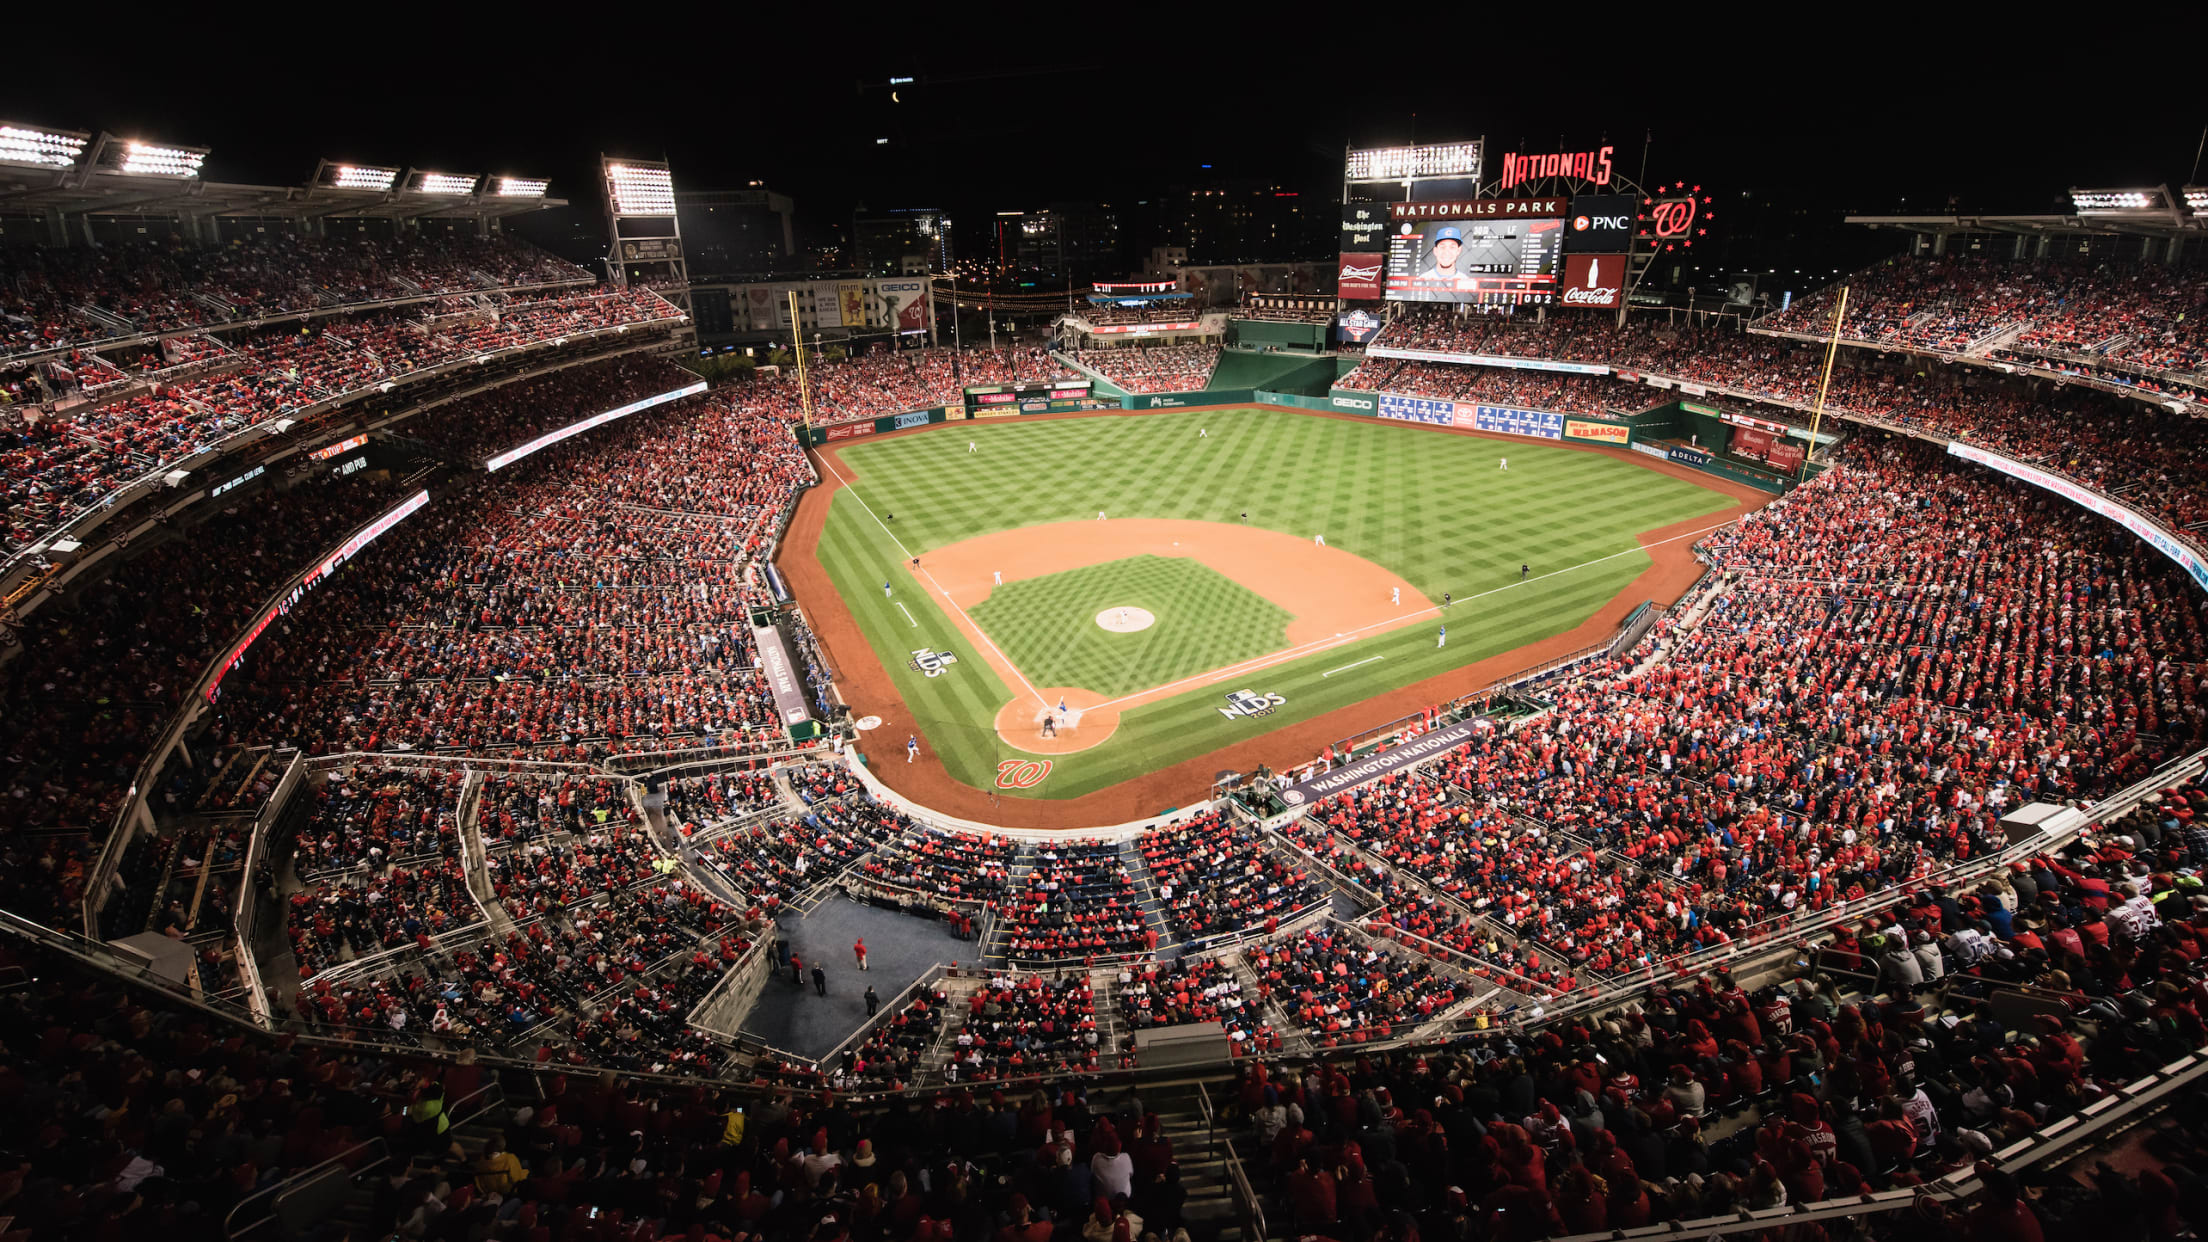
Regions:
[[407, 170, 479, 195], [0, 122, 89, 170], [493, 176, 550, 198], [99, 137, 209, 178], [605, 161, 676, 216], [2185, 187, 2208, 216], [320, 162, 399, 191], [2069, 186, 2174, 214], [1346, 142, 1482, 181]]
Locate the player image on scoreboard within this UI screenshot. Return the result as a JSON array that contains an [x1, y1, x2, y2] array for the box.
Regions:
[[1385, 218, 1563, 305]]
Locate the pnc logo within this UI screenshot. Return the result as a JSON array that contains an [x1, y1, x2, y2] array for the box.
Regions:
[[996, 758, 1052, 789]]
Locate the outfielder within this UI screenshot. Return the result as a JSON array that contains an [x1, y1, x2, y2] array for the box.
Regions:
[[1437, 626, 1447, 648], [1499, 457, 1509, 471], [968, 441, 977, 453], [1314, 534, 1326, 547]]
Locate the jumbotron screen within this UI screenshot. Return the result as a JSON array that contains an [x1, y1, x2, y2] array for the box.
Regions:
[[1384, 218, 1563, 305]]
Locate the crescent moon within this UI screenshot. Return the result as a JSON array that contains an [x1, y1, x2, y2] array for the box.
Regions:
[[891, 90, 900, 103]]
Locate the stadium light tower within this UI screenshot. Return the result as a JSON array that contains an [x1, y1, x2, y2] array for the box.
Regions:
[[599, 156, 690, 303], [0, 122, 89, 171], [85, 132, 209, 179]]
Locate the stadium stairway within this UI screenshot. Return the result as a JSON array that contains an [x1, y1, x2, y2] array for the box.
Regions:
[[1140, 1081, 1250, 1242], [917, 973, 983, 1079], [320, 1095, 512, 1241], [1116, 837, 1180, 955]]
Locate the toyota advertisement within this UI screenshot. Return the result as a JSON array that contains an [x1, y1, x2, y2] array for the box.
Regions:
[[1560, 254, 1625, 308], [1384, 218, 1562, 305]]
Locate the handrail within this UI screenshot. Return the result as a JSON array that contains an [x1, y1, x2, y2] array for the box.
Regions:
[[225, 1077, 503, 1240], [1222, 1136, 1267, 1242]]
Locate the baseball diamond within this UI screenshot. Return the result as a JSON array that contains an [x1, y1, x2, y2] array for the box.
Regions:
[[784, 405, 1761, 815]]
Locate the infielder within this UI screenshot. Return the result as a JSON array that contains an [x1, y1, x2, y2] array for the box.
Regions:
[[1314, 534, 1326, 547], [882, 580, 892, 598], [1098, 511, 1106, 521], [905, 734, 918, 763], [1391, 587, 1400, 606], [993, 570, 1003, 585], [1521, 563, 1530, 581]]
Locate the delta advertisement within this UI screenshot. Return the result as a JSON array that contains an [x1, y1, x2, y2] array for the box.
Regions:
[[1947, 441, 2208, 593], [1564, 418, 1631, 445]]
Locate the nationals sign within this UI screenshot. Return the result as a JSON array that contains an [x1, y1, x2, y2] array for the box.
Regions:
[[1497, 145, 1614, 190], [1560, 254, 1625, 308], [1388, 198, 1564, 220]]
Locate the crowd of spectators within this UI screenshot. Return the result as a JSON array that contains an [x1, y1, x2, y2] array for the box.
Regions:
[[405, 355, 703, 463], [1115, 956, 1274, 1054], [203, 387, 813, 761], [944, 971, 1102, 1081], [706, 800, 906, 916], [808, 347, 1072, 422], [1074, 300, 1202, 326], [1341, 356, 1660, 415], [1762, 256, 2208, 378], [1138, 813, 1327, 944], [1246, 927, 1476, 1047], [999, 840, 1152, 964], [1074, 346, 1218, 393], [0, 231, 591, 363], [291, 762, 465, 877], [1, 286, 683, 557]]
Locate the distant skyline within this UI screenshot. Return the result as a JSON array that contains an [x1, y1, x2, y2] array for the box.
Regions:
[[7, 22, 2203, 247]]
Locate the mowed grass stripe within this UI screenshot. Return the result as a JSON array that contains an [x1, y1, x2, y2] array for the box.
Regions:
[[814, 491, 1016, 791], [816, 409, 1744, 798]]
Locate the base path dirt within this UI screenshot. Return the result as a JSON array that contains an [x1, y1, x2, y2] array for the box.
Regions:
[[777, 403, 1770, 828]]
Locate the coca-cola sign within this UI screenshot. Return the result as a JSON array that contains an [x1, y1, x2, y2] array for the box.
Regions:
[[1560, 254, 1623, 308], [1337, 252, 1385, 300]]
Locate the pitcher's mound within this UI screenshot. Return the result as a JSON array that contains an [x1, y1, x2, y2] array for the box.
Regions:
[[1095, 606, 1155, 633], [996, 686, 1122, 755]]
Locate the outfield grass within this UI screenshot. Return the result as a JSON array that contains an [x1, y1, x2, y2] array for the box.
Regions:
[[809, 408, 1739, 800], [968, 555, 1292, 699]]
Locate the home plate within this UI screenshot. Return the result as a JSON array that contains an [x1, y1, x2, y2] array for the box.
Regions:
[[1096, 607, 1155, 633]]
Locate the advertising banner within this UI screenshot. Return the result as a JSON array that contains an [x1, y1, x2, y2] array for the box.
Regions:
[[1947, 441, 2208, 593], [1460, 405, 1565, 439], [892, 410, 932, 430], [824, 422, 875, 441], [1376, 392, 1455, 426], [751, 625, 816, 728], [1560, 253, 1625, 308], [1766, 439, 1807, 472], [1565, 194, 1637, 253], [839, 283, 866, 327], [1337, 253, 1385, 300], [1340, 202, 1391, 251], [1279, 720, 1481, 807], [1564, 418, 1631, 444], [1335, 308, 1383, 344], [1089, 320, 1201, 335], [1368, 346, 1608, 375], [1731, 426, 1776, 461], [1329, 389, 1379, 413], [1668, 445, 1712, 467], [876, 281, 928, 334], [746, 286, 778, 331]]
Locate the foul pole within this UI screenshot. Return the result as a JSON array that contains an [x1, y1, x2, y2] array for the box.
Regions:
[[789, 290, 814, 432], [1801, 285, 1848, 482]]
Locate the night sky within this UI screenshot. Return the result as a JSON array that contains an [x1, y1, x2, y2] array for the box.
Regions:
[[7, 21, 2201, 257]]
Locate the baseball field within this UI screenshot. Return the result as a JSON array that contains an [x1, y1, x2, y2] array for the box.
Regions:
[[784, 406, 1757, 816]]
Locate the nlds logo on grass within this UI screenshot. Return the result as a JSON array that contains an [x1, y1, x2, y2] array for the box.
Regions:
[[1219, 689, 1286, 720], [908, 648, 960, 678]]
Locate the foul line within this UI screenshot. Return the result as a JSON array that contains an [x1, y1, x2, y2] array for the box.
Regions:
[[895, 602, 918, 628], [1322, 655, 1385, 678], [816, 452, 1050, 708], [1085, 516, 1740, 711]]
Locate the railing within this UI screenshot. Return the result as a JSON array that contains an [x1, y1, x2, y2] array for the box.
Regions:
[[807, 963, 951, 1074], [1222, 1136, 1267, 1242], [224, 1077, 504, 1241]]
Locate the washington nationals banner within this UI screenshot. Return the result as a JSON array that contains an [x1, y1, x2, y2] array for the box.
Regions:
[[1279, 720, 1481, 807], [751, 625, 816, 729]]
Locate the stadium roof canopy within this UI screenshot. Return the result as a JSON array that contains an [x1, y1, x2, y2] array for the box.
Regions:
[[1847, 185, 2208, 240], [0, 129, 563, 224]]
